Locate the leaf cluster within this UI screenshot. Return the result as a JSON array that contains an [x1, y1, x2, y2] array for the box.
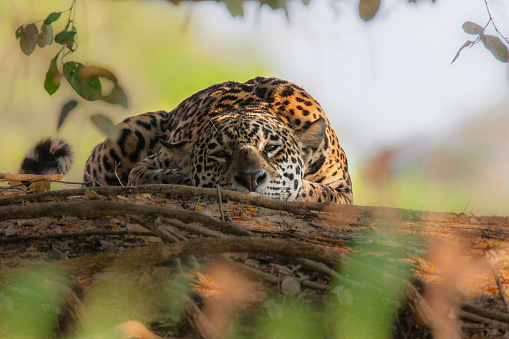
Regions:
[[15, 1, 128, 137], [452, 21, 509, 64], [16, 4, 127, 105]]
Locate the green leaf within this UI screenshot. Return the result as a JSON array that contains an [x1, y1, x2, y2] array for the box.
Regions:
[[37, 24, 53, 47], [90, 113, 121, 141], [15, 26, 23, 39], [57, 100, 78, 130], [84, 189, 100, 200], [78, 66, 118, 84], [451, 40, 473, 64], [223, 0, 244, 17], [481, 35, 509, 63], [359, 0, 380, 22], [462, 21, 484, 35], [63, 62, 102, 101], [19, 24, 38, 55], [101, 84, 129, 108], [44, 12, 61, 25], [78, 66, 128, 107], [54, 30, 76, 45], [263, 0, 287, 10], [44, 56, 61, 95]]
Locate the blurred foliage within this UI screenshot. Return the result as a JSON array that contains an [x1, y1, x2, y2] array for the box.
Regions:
[[0, 230, 414, 338], [0, 264, 69, 338], [327, 229, 413, 338], [230, 227, 414, 338]]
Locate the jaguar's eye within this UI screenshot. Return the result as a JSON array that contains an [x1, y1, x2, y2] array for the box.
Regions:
[[211, 150, 229, 158], [264, 144, 279, 152]]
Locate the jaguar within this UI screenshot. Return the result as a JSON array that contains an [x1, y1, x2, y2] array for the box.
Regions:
[[22, 77, 353, 203]]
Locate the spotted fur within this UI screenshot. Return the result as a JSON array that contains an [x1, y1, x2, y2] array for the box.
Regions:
[[83, 77, 353, 203]]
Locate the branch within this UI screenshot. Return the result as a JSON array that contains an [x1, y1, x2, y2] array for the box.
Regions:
[[0, 230, 154, 243], [223, 256, 329, 291], [484, 0, 509, 44], [1, 185, 507, 227], [55, 237, 343, 275], [157, 217, 229, 239], [0, 184, 328, 214], [459, 309, 509, 328], [183, 294, 217, 339], [422, 279, 509, 324], [491, 264, 509, 312], [461, 301, 509, 324], [0, 200, 253, 237]]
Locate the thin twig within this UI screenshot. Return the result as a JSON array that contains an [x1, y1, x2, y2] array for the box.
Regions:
[[0, 173, 63, 181], [223, 255, 329, 291], [114, 162, 125, 187], [458, 309, 509, 328], [422, 279, 509, 324], [295, 258, 341, 279], [491, 265, 509, 312], [158, 217, 229, 239], [153, 218, 202, 270], [217, 184, 225, 222], [194, 197, 201, 212], [53, 180, 84, 185], [484, 0, 509, 44]]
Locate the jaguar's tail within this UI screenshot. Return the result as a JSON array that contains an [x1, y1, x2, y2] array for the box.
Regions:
[[20, 138, 73, 175]]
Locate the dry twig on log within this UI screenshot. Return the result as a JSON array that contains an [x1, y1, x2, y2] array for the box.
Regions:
[[0, 173, 63, 182]]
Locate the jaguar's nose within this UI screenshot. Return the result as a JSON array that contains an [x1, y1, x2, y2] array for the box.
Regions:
[[234, 170, 267, 192]]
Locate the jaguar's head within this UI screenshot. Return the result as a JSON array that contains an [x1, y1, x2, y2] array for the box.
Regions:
[[161, 109, 326, 200]]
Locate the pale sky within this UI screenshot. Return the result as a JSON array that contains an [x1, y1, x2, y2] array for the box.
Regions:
[[189, 0, 509, 166]]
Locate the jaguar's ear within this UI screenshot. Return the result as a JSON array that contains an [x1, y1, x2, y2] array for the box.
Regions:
[[295, 118, 326, 149], [159, 137, 193, 166]]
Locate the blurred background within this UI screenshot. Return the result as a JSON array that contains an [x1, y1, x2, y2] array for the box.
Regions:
[[1, 0, 508, 215]]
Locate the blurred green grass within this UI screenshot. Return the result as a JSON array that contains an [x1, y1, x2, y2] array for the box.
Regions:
[[353, 170, 509, 215]]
